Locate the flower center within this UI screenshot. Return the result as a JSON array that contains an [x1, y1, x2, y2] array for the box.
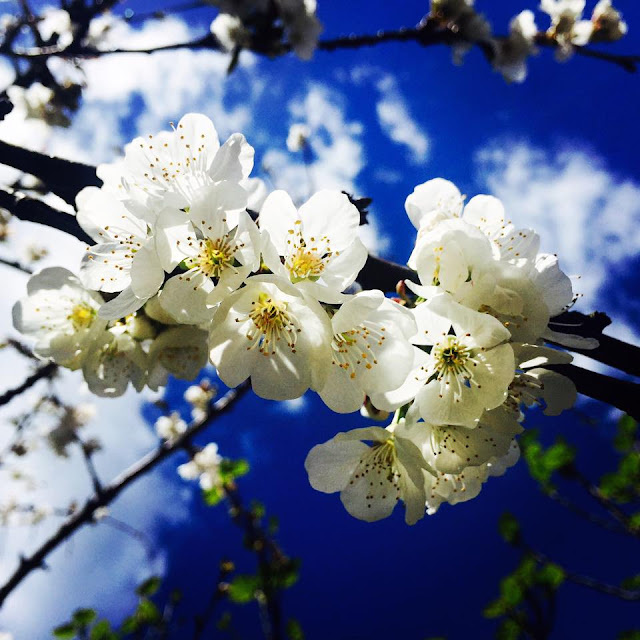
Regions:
[[431, 335, 479, 394], [331, 323, 386, 379], [287, 245, 326, 283], [68, 303, 96, 331], [187, 237, 236, 279], [245, 293, 299, 356]]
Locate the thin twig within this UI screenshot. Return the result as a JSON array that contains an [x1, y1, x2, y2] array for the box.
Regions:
[[76, 437, 103, 496], [0, 256, 33, 274], [528, 547, 640, 601], [0, 361, 57, 408], [0, 381, 250, 608]]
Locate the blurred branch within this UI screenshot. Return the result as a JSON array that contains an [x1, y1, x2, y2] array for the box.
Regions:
[[0, 361, 57, 408], [0, 15, 636, 74], [0, 189, 92, 244], [0, 381, 250, 609], [0, 256, 33, 274], [0, 139, 100, 205]]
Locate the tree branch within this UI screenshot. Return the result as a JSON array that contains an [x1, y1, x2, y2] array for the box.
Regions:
[[1, 18, 637, 73], [0, 140, 100, 205], [549, 364, 640, 420], [0, 381, 250, 609], [0, 188, 92, 244], [0, 361, 57, 407]]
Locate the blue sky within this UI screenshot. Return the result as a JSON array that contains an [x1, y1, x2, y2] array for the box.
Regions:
[[0, 0, 639, 637]]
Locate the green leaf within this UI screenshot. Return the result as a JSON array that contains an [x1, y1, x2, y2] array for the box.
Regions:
[[250, 500, 265, 519], [286, 618, 305, 640], [72, 608, 97, 626], [273, 558, 301, 590], [90, 620, 117, 640], [618, 631, 640, 640], [483, 599, 506, 619], [614, 415, 638, 453], [543, 440, 575, 471], [498, 512, 520, 545], [136, 598, 161, 624], [203, 485, 225, 506], [515, 555, 536, 587], [496, 618, 522, 640], [216, 612, 232, 631], [268, 515, 280, 535], [537, 563, 565, 589], [136, 576, 161, 597], [119, 616, 139, 635], [621, 574, 640, 590], [228, 574, 260, 603], [220, 458, 250, 481], [52, 623, 77, 639], [500, 575, 524, 608]]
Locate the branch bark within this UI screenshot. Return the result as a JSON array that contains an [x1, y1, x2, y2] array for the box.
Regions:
[[0, 381, 250, 609], [0, 140, 100, 205], [0, 361, 57, 407]]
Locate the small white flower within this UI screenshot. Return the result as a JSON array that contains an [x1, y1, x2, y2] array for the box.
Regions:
[[38, 8, 72, 45], [425, 440, 520, 514], [82, 330, 147, 397], [405, 178, 464, 235], [286, 123, 311, 152], [210, 13, 250, 51], [185, 382, 214, 407], [147, 327, 209, 391], [590, 0, 627, 42], [76, 186, 163, 320], [319, 290, 417, 413], [156, 185, 261, 324], [116, 113, 254, 219], [209, 275, 332, 400], [12, 267, 105, 368], [305, 423, 432, 525], [260, 190, 368, 303], [541, 0, 593, 53], [374, 294, 515, 428], [155, 412, 188, 441], [401, 406, 523, 475], [178, 443, 223, 490], [409, 219, 498, 310], [494, 11, 539, 83], [276, 0, 322, 60], [430, 0, 474, 21]]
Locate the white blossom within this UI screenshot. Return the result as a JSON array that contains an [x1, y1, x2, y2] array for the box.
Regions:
[[210, 13, 251, 51], [38, 8, 72, 46], [260, 190, 368, 303], [286, 123, 311, 152], [541, 0, 593, 54], [12, 267, 105, 368], [590, 0, 627, 42], [425, 440, 520, 513], [155, 412, 188, 441], [147, 327, 209, 391], [178, 443, 223, 490], [494, 11, 539, 83], [305, 423, 433, 525], [76, 186, 163, 320], [319, 290, 417, 413], [82, 330, 147, 397], [374, 294, 515, 428], [156, 185, 261, 324], [209, 275, 332, 400]]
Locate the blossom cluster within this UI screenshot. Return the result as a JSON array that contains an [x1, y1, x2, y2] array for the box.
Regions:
[[13, 114, 580, 523], [431, 0, 627, 82]]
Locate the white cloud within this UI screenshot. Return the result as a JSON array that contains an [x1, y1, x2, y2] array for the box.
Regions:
[[375, 75, 429, 164], [345, 65, 430, 165], [475, 140, 640, 345]]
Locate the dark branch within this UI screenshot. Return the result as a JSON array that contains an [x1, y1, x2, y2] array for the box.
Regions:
[[0, 189, 92, 244], [0, 381, 250, 609], [0, 139, 100, 205], [0, 362, 57, 408], [549, 364, 640, 420]]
